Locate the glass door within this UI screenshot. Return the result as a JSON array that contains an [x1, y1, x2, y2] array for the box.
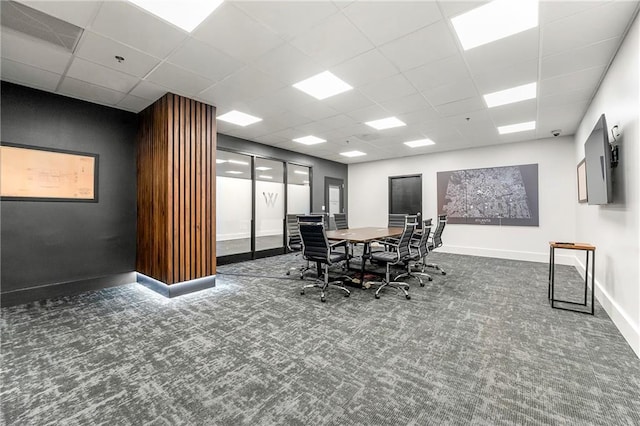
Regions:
[[287, 164, 311, 215], [254, 158, 285, 253], [216, 151, 252, 257]]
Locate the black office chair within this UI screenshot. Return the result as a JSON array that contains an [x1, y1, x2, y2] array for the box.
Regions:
[[299, 221, 351, 302], [425, 214, 447, 275], [334, 213, 348, 230], [368, 221, 416, 300], [388, 213, 407, 228], [394, 218, 433, 286], [285, 214, 312, 278]]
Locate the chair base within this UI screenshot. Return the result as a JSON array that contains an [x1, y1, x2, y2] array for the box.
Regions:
[[424, 262, 446, 275], [394, 271, 432, 287], [301, 280, 350, 302], [369, 280, 411, 299], [287, 265, 313, 279]]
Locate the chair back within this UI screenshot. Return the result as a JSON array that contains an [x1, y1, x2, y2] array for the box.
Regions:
[[299, 221, 330, 263], [286, 214, 302, 251], [388, 213, 407, 228], [334, 213, 348, 230], [297, 214, 324, 223], [397, 221, 416, 261], [415, 218, 432, 256], [432, 214, 447, 248]]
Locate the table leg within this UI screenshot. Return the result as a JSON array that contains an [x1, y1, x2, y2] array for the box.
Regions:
[[550, 247, 555, 306], [590, 249, 595, 315], [360, 242, 369, 284], [583, 250, 589, 306], [548, 245, 553, 299]]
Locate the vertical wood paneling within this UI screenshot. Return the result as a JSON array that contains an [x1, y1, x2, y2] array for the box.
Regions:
[[136, 93, 216, 285]]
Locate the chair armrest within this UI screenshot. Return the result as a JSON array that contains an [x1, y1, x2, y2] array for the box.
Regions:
[[371, 239, 398, 248], [329, 239, 348, 249]]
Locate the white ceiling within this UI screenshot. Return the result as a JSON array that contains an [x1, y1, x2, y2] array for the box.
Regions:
[[2, 0, 638, 164]]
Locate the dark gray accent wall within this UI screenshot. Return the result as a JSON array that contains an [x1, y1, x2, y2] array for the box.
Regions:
[[217, 133, 348, 213], [1, 82, 138, 305]]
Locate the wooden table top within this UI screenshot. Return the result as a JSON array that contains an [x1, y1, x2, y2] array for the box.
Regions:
[[549, 241, 596, 250], [326, 227, 404, 243]]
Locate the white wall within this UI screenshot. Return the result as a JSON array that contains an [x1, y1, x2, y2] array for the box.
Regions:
[[349, 137, 576, 264], [574, 15, 639, 356]]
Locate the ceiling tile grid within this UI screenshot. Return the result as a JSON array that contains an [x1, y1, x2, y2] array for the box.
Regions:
[[1, 0, 639, 163]]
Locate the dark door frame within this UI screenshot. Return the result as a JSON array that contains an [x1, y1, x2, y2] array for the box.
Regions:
[[324, 176, 345, 215], [388, 174, 423, 226]]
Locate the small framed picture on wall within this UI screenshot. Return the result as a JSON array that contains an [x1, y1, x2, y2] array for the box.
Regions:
[[577, 158, 588, 203]]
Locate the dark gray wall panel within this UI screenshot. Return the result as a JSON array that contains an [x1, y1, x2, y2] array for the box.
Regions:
[[1, 82, 138, 302], [217, 133, 348, 213]]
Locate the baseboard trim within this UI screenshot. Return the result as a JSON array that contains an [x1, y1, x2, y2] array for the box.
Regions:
[[573, 256, 640, 358], [136, 273, 216, 298], [438, 245, 575, 265], [0, 272, 136, 307]]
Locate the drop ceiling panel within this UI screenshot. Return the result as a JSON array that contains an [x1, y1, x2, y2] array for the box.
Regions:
[[1, 28, 72, 74], [541, 1, 639, 56], [464, 28, 540, 75], [129, 80, 167, 101], [342, 1, 442, 46], [540, 37, 620, 80], [358, 73, 416, 103], [330, 49, 398, 88], [1, 57, 61, 91], [539, 1, 610, 26], [58, 76, 127, 106], [252, 43, 321, 85], [538, 87, 593, 108], [379, 21, 458, 71], [75, 31, 160, 78], [540, 65, 606, 97], [66, 57, 139, 93], [321, 89, 375, 113], [19, 0, 102, 28], [435, 97, 486, 117], [117, 94, 154, 112], [91, 1, 187, 58], [217, 66, 286, 100], [294, 101, 340, 121], [471, 59, 539, 94], [422, 78, 478, 106], [487, 99, 537, 125], [379, 93, 432, 115], [192, 3, 284, 62], [403, 54, 471, 93], [316, 114, 357, 131], [397, 107, 440, 125], [146, 62, 214, 97], [346, 104, 390, 123], [167, 37, 244, 82], [438, 1, 492, 18], [234, 1, 339, 41], [289, 12, 373, 67]]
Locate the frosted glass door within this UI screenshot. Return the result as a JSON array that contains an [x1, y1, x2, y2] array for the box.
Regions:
[[216, 151, 252, 256], [255, 158, 284, 251]]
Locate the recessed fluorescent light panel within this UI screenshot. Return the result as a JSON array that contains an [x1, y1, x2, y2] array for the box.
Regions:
[[340, 151, 366, 158], [293, 135, 326, 145], [128, 0, 223, 32], [217, 110, 262, 127], [365, 117, 406, 130], [498, 121, 536, 135], [293, 71, 353, 100], [484, 82, 536, 108], [255, 166, 271, 171], [404, 138, 435, 148], [226, 171, 243, 175], [451, 0, 539, 51]]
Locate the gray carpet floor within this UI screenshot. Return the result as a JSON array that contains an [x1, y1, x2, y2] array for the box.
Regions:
[[2, 252, 639, 425]]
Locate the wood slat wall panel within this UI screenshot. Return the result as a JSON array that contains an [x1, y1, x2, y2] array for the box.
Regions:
[[136, 93, 216, 285]]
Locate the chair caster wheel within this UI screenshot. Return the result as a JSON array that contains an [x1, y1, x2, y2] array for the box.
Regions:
[[419, 283, 425, 287], [345, 293, 350, 297], [300, 290, 305, 295], [428, 277, 433, 281], [321, 297, 326, 302], [441, 271, 446, 276], [286, 271, 291, 276], [406, 295, 411, 300], [375, 294, 380, 299]]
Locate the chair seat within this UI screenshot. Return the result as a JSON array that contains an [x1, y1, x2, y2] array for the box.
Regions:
[[290, 242, 302, 251], [370, 251, 398, 263]]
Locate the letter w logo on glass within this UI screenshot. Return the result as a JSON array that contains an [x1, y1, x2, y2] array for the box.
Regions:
[[262, 192, 278, 207]]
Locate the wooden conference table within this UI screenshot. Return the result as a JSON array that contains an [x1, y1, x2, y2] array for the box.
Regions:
[[325, 227, 404, 284]]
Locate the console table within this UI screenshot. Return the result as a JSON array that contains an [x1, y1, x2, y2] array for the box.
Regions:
[[548, 241, 595, 315]]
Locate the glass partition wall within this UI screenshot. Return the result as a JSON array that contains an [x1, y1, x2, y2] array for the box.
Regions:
[[216, 149, 311, 264]]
